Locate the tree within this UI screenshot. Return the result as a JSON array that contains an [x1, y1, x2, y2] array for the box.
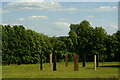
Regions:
[[2, 25, 13, 65], [105, 34, 117, 62], [50, 37, 66, 71], [69, 20, 93, 67], [2, 22, 119, 66], [92, 27, 107, 66], [2, 25, 49, 65], [0, 25, 1, 64], [114, 31, 120, 61], [59, 36, 73, 67], [78, 21, 93, 67]]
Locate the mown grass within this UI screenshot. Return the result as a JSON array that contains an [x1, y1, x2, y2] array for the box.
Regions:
[[2, 62, 119, 78]]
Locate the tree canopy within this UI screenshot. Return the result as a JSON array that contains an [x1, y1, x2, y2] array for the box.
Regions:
[[1, 20, 120, 65]]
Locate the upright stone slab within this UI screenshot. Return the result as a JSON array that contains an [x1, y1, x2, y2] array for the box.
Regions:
[[82, 52, 86, 67], [40, 54, 43, 70], [94, 55, 96, 70], [50, 53, 52, 68], [65, 54, 68, 67], [53, 53, 57, 71], [74, 53, 79, 71], [96, 54, 99, 67]]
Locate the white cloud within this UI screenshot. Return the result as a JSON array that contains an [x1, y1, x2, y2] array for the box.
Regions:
[[53, 22, 70, 27], [4, 2, 78, 12], [52, 22, 70, 35], [89, 19, 118, 34], [86, 15, 94, 18], [4, 2, 60, 10], [1, 0, 120, 2], [2, 0, 44, 2], [2, 10, 10, 14], [28, 16, 48, 19], [16, 15, 48, 21], [17, 18, 24, 21], [93, 6, 117, 12], [56, 7, 78, 12], [18, 0, 44, 2], [105, 24, 118, 34], [57, 18, 68, 21], [16, 16, 48, 21], [0, 9, 2, 14], [109, 24, 118, 29]]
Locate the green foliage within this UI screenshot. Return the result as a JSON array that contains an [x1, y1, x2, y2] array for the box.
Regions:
[[2, 25, 49, 64], [114, 31, 120, 61], [2, 20, 120, 65], [0, 25, 2, 64], [68, 20, 119, 62]]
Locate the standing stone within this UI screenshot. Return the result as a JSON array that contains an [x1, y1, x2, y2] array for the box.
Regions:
[[50, 53, 52, 68], [94, 55, 96, 70], [74, 53, 79, 71], [40, 54, 43, 70], [96, 54, 99, 67], [65, 54, 68, 67], [82, 52, 86, 67], [53, 53, 57, 71]]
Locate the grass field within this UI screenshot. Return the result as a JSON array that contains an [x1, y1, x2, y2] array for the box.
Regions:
[[2, 62, 119, 78]]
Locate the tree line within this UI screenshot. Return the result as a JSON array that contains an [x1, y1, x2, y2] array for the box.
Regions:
[[1, 20, 120, 65]]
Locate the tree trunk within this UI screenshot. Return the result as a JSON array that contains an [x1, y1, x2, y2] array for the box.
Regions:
[[65, 54, 68, 67], [53, 53, 57, 71], [7, 62, 10, 65], [49, 53, 52, 68], [96, 54, 99, 67], [40, 54, 43, 70], [74, 53, 79, 71], [82, 52, 86, 67]]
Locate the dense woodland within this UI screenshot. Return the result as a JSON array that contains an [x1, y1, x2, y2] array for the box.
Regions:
[[1, 20, 120, 65]]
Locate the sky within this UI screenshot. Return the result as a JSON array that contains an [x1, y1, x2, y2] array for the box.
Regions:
[[1, 1, 118, 37], [1, 0, 120, 2]]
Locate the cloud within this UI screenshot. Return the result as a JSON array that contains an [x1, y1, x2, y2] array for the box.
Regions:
[[86, 15, 94, 18], [18, 0, 44, 2], [17, 16, 48, 21], [28, 16, 48, 19], [2, 0, 44, 2], [89, 18, 118, 34], [109, 24, 118, 29], [52, 21, 70, 35], [93, 6, 117, 12], [56, 7, 78, 12], [106, 24, 118, 34], [4, 2, 78, 12], [53, 22, 70, 27], [2, 10, 10, 14], [0, 9, 2, 14], [57, 18, 68, 21], [17, 18, 24, 21], [4, 2, 60, 10]]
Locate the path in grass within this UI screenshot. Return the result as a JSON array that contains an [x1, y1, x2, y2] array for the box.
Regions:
[[2, 62, 119, 78]]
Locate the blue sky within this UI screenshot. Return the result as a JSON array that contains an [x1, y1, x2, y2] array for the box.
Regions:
[[1, 1, 118, 36], [1, 0, 120, 2]]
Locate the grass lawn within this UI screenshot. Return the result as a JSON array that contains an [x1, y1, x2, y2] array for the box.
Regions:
[[2, 62, 119, 78]]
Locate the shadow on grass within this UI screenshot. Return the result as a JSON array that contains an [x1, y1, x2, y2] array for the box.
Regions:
[[100, 65, 120, 68]]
